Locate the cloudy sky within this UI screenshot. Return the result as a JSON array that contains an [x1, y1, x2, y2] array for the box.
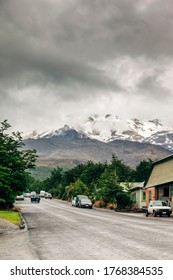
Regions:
[[1, 0, 173, 133]]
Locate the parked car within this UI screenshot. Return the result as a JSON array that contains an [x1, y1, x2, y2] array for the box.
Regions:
[[39, 190, 46, 197], [15, 195, 24, 201], [72, 197, 77, 206], [78, 198, 92, 209], [24, 193, 31, 198], [45, 193, 52, 199], [30, 191, 36, 196], [30, 195, 40, 203], [75, 195, 89, 207], [146, 200, 172, 217]]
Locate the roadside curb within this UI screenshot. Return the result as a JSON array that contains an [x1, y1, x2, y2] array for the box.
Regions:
[[19, 212, 28, 231], [0, 212, 28, 236], [93, 206, 173, 220]]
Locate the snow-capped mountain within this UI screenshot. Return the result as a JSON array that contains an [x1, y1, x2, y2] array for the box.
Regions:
[[23, 115, 173, 151], [24, 124, 88, 140]]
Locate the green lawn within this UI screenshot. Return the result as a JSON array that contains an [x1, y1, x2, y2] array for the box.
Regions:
[[0, 211, 21, 225]]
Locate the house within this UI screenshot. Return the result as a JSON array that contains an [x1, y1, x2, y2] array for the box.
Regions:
[[144, 154, 173, 206], [120, 182, 146, 209], [129, 182, 146, 209]]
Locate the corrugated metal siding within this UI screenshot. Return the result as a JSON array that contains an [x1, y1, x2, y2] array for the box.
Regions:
[[145, 158, 173, 188]]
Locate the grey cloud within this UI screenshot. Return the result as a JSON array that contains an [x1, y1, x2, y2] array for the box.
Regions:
[[42, 0, 173, 59], [1, 0, 173, 131], [0, 0, 122, 93], [2, 0, 173, 56], [139, 76, 172, 101]]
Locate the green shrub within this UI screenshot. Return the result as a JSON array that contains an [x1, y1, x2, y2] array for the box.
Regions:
[[116, 192, 133, 209]]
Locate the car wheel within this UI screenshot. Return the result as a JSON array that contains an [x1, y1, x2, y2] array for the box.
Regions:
[[167, 213, 170, 217], [146, 211, 149, 217], [153, 211, 157, 217]]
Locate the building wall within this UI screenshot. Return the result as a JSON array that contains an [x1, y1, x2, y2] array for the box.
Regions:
[[157, 186, 169, 201], [131, 189, 146, 208], [145, 187, 157, 205], [145, 156, 173, 206]]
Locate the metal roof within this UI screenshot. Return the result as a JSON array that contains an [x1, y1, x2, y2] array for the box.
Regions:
[[144, 154, 173, 188]]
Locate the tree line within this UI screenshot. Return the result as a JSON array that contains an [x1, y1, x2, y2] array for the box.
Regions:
[[0, 120, 37, 209], [28, 155, 152, 209], [0, 120, 153, 209]]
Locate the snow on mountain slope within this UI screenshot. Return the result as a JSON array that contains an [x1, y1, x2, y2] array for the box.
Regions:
[[23, 114, 173, 151], [23, 124, 88, 140]]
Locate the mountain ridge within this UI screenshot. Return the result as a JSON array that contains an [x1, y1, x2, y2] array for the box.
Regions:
[[23, 115, 173, 151], [23, 135, 171, 169]]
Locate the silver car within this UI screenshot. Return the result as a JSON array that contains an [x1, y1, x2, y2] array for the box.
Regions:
[[75, 195, 89, 207], [78, 198, 92, 209]]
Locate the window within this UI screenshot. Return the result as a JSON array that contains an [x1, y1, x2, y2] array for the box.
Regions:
[[170, 184, 173, 197], [163, 187, 169, 197], [131, 193, 136, 203], [142, 191, 146, 201]]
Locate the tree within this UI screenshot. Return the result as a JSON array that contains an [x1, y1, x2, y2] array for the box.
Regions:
[[41, 167, 65, 198], [0, 120, 37, 208], [134, 159, 153, 182], [96, 165, 133, 209], [110, 154, 133, 182], [96, 168, 122, 205], [80, 162, 106, 185], [66, 179, 89, 200], [0, 166, 14, 208]]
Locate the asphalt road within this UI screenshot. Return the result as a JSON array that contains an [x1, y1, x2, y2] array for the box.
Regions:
[[1, 198, 173, 260]]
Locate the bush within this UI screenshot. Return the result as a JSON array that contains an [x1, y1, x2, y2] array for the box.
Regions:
[[116, 192, 133, 209], [107, 203, 116, 210], [93, 200, 106, 208]]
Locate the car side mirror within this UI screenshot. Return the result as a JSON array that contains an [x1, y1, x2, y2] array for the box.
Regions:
[[149, 205, 152, 207]]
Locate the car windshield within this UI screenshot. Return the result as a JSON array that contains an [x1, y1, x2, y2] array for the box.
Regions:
[[153, 201, 166, 206], [81, 199, 91, 202]]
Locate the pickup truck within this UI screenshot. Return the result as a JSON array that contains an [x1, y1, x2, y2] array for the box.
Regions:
[[146, 200, 172, 217]]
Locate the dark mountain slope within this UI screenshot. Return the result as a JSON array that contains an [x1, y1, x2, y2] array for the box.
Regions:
[[24, 137, 171, 168]]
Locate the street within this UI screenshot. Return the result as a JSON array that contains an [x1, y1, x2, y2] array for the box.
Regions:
[[0, 198, 173, 260]]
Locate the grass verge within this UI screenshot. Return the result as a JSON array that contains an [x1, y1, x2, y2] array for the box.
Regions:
[[0, 211, 21, 225]]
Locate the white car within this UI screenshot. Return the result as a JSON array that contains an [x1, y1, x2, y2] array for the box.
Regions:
[[72, 197, 77, 206], [15, 195, 24, 201], [24, 193, 31, 198], [45, 193, 52, 199], [39, 190, 46, 197], [146, 200, 172, 217]]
